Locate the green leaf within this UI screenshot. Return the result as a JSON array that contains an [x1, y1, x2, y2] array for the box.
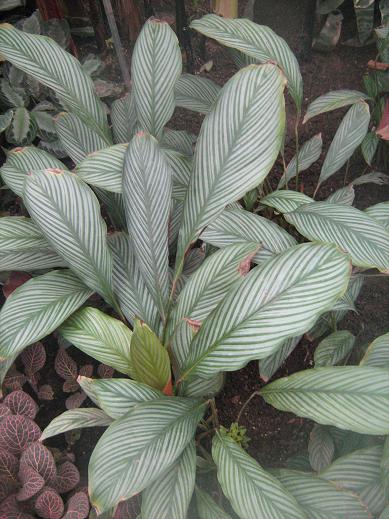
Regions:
[[382, 436, 389, 501], [59, 307, 134, 377], [284, 201, 389, 272], [326, 185, 355, 205], [303, 90, 369, 123], [78, 377, 163, 419], [196, 487, 233, 519], [132, 19, 182, 139], [190, 14, 303, 109], [0, 109, 13, 133], [161, 129, 195, 156], [6, 106, 36, 145], [259, 336, 302, 382], [201, 207, 296, 264], [32, 110, 57, 142], [0, 24, 110, 141], [308, 425, 335, 472], [212, 430, 306, 518], [360, 332, 389, 367], [141, 442, 196, 519], [89, 397, 206, 513], [130, 320, 171, 391], [319, 102, 370, 186], [111, 92, 136, 143], [0, 216, 53, 252], [40, 408, 113, 441], [177, 63, 286, 258], [24, 169, 116, 306], [123, 133, 171, 320], [261, 366, 389, 434], [0, 250, 67, 271], [0, 270, 92, 359], [361, 131, 379, 166], [164, 149, 191, 201], [314, 330, 355, 367], [175, 73, 220, 113], [278, 133, 322, 188], [365, 202, 389, 230], [181, 243, 350, 379], [261, 190, 313, 213]]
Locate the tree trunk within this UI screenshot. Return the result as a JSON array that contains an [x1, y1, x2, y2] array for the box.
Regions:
[[86, 0, 108, 52], [35, 0, 78, 56], [176, 0, 194, 72], [114, 0, 142, 42]]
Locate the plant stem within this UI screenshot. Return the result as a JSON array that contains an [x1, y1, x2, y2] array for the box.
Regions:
[[343, 158, 350, 186], [209, 398, 220, 430], [236, 391, 261, 423]]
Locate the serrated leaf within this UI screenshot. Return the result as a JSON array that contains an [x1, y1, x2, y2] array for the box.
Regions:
[[360, 332, 389, 367], [177, 63, 286, 259], [261, 366, 389, 434], [212, 430, 306, 518], [89, 397, 206, 513], [6, 106, 36, 145], [0, 109, 13, 133], [314, 330, 355, 367], [278, 134, 322, 188], [24, 169, 116, 306], [365, 202, 389, 230], [308, 425, 335, 472], [141, 442, 196, 519], [59, 307, 134, 377], [17, 465, 45, 501], [40, 408, 113, 441], [190, 14, 302, 109], [196, 487, 233, 519], [319, 102, 370, 186], [111, 92, 136, 143], [0, 270, 92, 360], [259, 336, 302, 382], [32, 110, 57, 142], [181, 243, 350, 379], [261, 190, 313, 213], [132, 19, 182, 139], [175, 73, 220, 113], [361, 131, 379, 165], [303, 90, 369, 122], [284, 201, 389, 272], [35, 489, 64, 519], [0, 414, 41, 454], [326, 185, 355, 205], [4, 390, 38, 419], [0, 449, 18, 479], [20, 441, 57, 484], [54, 461, 80, 494]]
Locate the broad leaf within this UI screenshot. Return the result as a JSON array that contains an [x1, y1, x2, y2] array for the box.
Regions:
[[0, 270, 92, 359], [361, 131, 379, 166], [178, 63, 286, 259], [175, 74, 220, 113], [0, 249, 67, 271], [365, 202, 389, 230], [259, 336, 302, 382], [40, 409, 113, 441], [0, 216, 53, 252], [261, 190, 313, 213], [161, 129, 195, 156], [314, 330, 355, 367], [181, 243, 350, 379], [111, 92, 136, 143], [89, 397, 206, 513], [278, 134, 322, 188], [196, 487, 233, 519], [308, 425, 335, 472], [261, 366, 389, 434], [303, 90, 369, 123], [284, 201, 389, 272], [360, 332, 389, 367]]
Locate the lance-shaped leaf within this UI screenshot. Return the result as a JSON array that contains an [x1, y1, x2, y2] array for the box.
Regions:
[[365, 202, 389, 231], [314, 330, 355, 367], [0, 145, 66, 197], [111, 92, 136, 144], [318, 102, 370, 186], [326, 185, 355, 205], [0, 216, 53, 252], [123, 133, 171, 320], [259, 336, 302, 382], [0, 250, 66, 271], [89, 397, 206, 513], [278, 134, 322, 188], [0, 24, 110, 141], [161, 129, 195, 156], [261, 190, 313, 213], [201, 207, 296, 264], [0, 270, 92, 359], [132, 18, 182, 139], [308, 425, 335, 472], [361, 131, 379, 166], [78, 377, 163, 419], [164, 149, 191, 201], [190, 14, 302, 109], [24, 169, 116, 306], [178, 63, 286, 258], [175, 74, 220, 114], [181, 243, 350, 379], [275, 469, 370, 518], [130, 320, 171, 391], [212, 430, 306, 518], [59, 307, 134, 377], [303, 89, 369, 123], [284, 201, 389, 272], [141, 442, 196, 519], [196, 487, 233, 519], [40, 409, 113, 441], [360, 332, 389, 367], [261, 366, 389, 434]]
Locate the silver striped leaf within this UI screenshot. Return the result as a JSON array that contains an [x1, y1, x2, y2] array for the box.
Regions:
[[278, 133, 322, 189], [0, 269, 92, 359], [88, 397, 206, 513], [40, 409, 113, 441], [179, 371, 225, 399], [326, 185, 355, 205], [181, 243, 350, 380], [361, 131, 379, 166], [0, 24, 110, 142], [284, 201, 389, 272], [141, 442, 196, 519], [0, 250, 66, 271], [190, 14, 303, 110], [365, 202, 389, 230], [177, 63, 286, 260], [196, 487, 233, 519], [132, 19, 182, 139], [0, 216, 54, 252], [212, 430, 307, 518], [314, 330, 356, 367], [59, 307, 134, 377], [261, 367, 389, 434], [123, 133, 172, 322], [303, 89, 369, 123], [110, 92, 136, 144], [163, 149, 191, 201], [260, 190, 313, 213], [360, 332, 389, 367], [353, 171, 389, 185], [259, 335, 302, 382], [175, 73, 221, 114], [161, 129, 195, 156]]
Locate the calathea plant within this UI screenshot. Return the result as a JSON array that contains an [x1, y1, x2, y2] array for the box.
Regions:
[[0, 13, 389, 519]]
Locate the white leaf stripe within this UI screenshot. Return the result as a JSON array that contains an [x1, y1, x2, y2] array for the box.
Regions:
[[212, 430, 307, 518], [284, 201, 389, 273], [0, 269, 92, 359], [360, 332, 389, 367], [40, 408, 113, 441], [261, 190, 313, 213], [326, 185, 355, 205], [303, 89, 369, 123], [59, 307, 134, 377], [178, 64, 286, 259], [179, 371, 225, 399], [278, 133, 322, 188], [163, 149, 191, 201], [201, 207, 296, 264], [0, 250, 66, 271], [175, 74, 220, 114], [111, 92, 136, 144], [161, 129, 195, 156], [261, 367, 389, 434], [190, 14, 302, 109], [365, 202, 389, 230], [123, 133, 171, 321], [78, 377, 163, 419], [141, 442, 196, 519], [88, 398, 206, 513], [24, 169, 116, 306], [0, 216, 52, 252], [259, 336, 302, 382], [132, 19, 182, 139], [319, 102, 370, 185], [196, 486, 233, 519], [182, 243, 350, 379], [314, 330, 355, 367]]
